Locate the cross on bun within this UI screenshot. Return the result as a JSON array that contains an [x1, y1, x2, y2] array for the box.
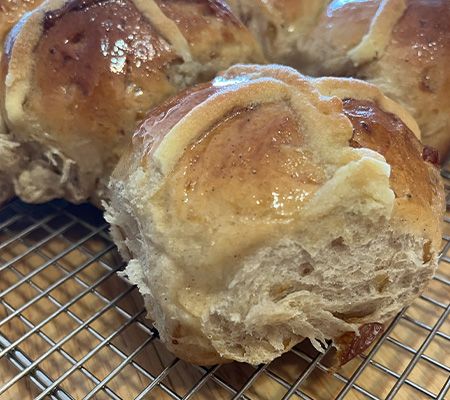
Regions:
[[231, 0, 450, 161], [0, 0, 264, 205], [105, 65, 445, 366], [0, 0, 44, 49], [309, 0, 450, 161], [1, 0, 448, 207]]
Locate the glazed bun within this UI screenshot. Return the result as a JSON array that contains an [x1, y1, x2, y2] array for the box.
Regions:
[[229, 0, 450, 160], [294, 0, 450, 160], [0, 0, 264, 205], [105, 65, 445, 365], [1, 0, 448, 208]]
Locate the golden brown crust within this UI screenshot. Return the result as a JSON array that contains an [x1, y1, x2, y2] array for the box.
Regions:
[[294, 0, 450, 160], [311, 76, 421, 139], [344, 98, 444, 251], [31, 1, 179, 158], [131, 65, 444, 260], [124, 64, 445, 277], [31, 0, 178, 154], [133, 82, 218, 161], [161, 102, 325, 219], [1, 0, 264, 203], [149, 100, 327, 270], [155, 0, 260, 63], [365, 0, 450, 160]]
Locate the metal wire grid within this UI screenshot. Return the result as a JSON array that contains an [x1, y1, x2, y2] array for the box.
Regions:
[[0, 166, 448, 400]]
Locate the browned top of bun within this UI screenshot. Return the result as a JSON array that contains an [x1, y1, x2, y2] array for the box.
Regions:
[[344, 97, 444, 248], [376, 0, 450, 157], [3, 0, 264, 131], [391, 0, 450, 69], [31, 0, 177, 152], [117, 66, 444, 270], [1, 0, 264, 201], [158, 100, 325, 221], [295, 0, 450, 160]]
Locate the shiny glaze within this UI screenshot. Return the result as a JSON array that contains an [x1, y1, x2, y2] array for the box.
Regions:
[[152, 101, 325, 272], [17, 0, 262, 176], [345, 98, 434, 203], [134, 73, 255, 160], [44, 0, 100, 30], [305, 0, 450, 157], [134, 82, 218, 159], [392, 0, 450, 74], [0, 0, 42, 41], [361, 0, 450, 157], [344, 98, 443, 248], [162, 102, 324, 220], [30, 0, 178, 162]]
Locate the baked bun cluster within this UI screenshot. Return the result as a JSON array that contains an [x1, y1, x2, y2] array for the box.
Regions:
[[106, 65, 445, 365], [0, 0, 449, 207], [0, 0, 263, 205], [0, 0, 447, 367]]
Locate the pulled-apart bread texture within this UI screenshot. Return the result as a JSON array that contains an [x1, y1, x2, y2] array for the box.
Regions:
[[231, 0, 450, 160], [0, 0, 264, 205], [106, 65, 445, 366]]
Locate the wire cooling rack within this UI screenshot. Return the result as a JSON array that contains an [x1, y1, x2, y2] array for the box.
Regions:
[[0, 164, 449, 400]]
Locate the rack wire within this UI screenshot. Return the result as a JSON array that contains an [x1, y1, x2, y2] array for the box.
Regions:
[[0, 163, 449, 400]]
